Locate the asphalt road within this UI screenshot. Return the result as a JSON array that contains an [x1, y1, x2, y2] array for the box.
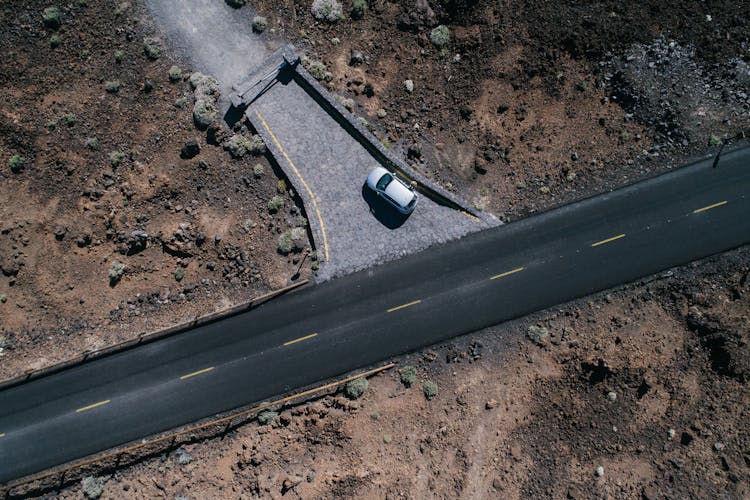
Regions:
[[1, 146, 749, 484]]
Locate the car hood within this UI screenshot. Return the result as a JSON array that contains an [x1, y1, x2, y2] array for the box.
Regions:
[[384, 178, 415, 207]]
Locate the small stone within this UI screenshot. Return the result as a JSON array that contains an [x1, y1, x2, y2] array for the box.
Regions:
[[349, 50, 364, 66], [607, 391, 617, 402], [404, 79, 414, 93], [175, 447, 192, 465], [383, 434, 392, 444], [642, 485, 658, 500], [181, 139, 201, 159], [595, 466, 604, 477], [485, 399, 497, 410], [492, 478, 503, 490], [714, 442, 725, 451], [668, 428, 676, 440]]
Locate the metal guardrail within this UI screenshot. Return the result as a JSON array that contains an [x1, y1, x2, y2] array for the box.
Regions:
[[0, 280, 310, 391], [1, 362, 396, 496]]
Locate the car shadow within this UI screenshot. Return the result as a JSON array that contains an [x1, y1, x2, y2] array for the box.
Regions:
[[361, 183, 410, 229]]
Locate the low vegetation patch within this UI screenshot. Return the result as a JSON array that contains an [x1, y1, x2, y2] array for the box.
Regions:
[[311, 0, 343, 22], [9, 154, 26, 173], [423, 380, 438, 400], [345, 377, 368, 399], [399, 365, 416, 387]]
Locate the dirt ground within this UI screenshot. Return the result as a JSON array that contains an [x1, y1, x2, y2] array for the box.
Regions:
[[0, 0, 314, 379], [1, 0, 749, 497], [45, 246, 750, 499]]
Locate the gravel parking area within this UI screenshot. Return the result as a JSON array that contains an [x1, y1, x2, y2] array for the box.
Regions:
[[245, 65, 498, 281]]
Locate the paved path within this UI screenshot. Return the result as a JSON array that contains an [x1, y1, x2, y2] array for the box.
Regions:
[[1, 146, 749, 484], [248, 75, 493, 280], [144, 0, 272, 98]]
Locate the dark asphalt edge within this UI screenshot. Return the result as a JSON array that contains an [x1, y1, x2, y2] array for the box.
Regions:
[[0, 281, 309, 393], [1, 364, 395, 494]]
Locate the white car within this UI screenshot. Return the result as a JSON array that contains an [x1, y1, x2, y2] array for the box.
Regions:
[[365, 166, 419, 215]]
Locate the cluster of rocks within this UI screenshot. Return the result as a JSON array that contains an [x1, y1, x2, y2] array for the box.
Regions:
[[602, 36, 749, 148]]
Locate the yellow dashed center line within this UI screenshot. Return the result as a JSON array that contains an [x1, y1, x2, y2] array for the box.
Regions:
[[180, 367, 215, 380], [75, 399, 111, 413], [255, 110, 330, 262], [591, 233, 626, 247], [283, 333, 318, 346], [693, 200, 727, 214], [387, 300, 422, 313], [490, 266, 525, 280]]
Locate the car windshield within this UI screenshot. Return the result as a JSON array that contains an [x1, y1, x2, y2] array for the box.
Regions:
[[376, 173, 393, 191]]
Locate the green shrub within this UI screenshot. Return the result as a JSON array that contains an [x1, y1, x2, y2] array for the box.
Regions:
[[370, 411, 380, 420], [345, 377, 368, 399], [9, 155, 26, 173], [174, 268, 185, 282], [81, 476, 105, 500], [42, 6, 62, 28], [430, 25, 450, 48], [143, 37, 162, 60], [193, 99, 218, 128], [268, 195, 284, 214], [308, 61, 332, 82], [423, 380, 438, 400], [114, 50, 124, 63], [104, 80, 120, 93], [168, 65, 182, 82], [64, 113, 77, 126], [109, 151, 125, 168], [0, 293, 7, 304], [50, 34, 61, 47], [257, 410, 277, 425], [277, 179, 287, 193], [311, 0, 343, 22], [108, 261, 125, 284], [527, 325, 549, 346], [225, 134, 266, 158], [253, 164, 265, 178], [46, 120, 57, 130], [709, 135, 722, 146], [277, 231, 293, 254], [252, 16, 268, 33], [399, 365, 416, 387], [86, 137, 99, 150], [351, 0, 367, 18], [242, 218, 254, 232], [294, 216, 307, 228]]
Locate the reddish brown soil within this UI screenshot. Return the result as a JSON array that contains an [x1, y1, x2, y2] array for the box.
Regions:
[[0, 0, 312, 379], [1, 0, 749, 497], [44, 247, 750, 499], [256, 0, 749, 220]]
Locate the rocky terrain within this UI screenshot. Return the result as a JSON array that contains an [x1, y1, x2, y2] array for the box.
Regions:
[[1, 0, 748, 497], [0, 0, 314, 379], [47, 247, 750, 499]]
